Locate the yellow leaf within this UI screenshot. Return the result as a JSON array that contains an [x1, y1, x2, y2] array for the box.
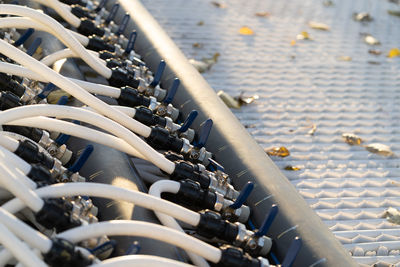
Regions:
[[337, 56, 352, 61], [296, 31, 311, 40], [284, 165, 301, 171], [290, 40, 296, 46], [265, 147, 290, 157], [255, 12, 270, 17], [308, 21, 330, 31], [342, 133, 363, 145], [239, 26, 254, 35], [388, 48, 400, 58]]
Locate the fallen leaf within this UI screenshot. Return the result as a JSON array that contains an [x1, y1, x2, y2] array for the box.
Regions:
[[296, 31, 312, 40], [308, 124, 317, 135], [284, 165, 301, 171], [290, 40, 296, 46], [323, 0, 334, 6], [197, 21, 204, 26], [388, 48, 400, 58], [244, 124, 256, 128], [192, 42, 203, 48], [353, 12, 373, 22], [211, 1, 227, 8], [368, 49, 382, 55], [255, 12, 270, 17], [364, 34, 381, 45], [368, 61, 381, 65], [365, 143, 394, 156], [189, 53, 220, 73], [308, 21, 330, 30], [265, 147, 290, 157], [235, 91, 259, 105], [239, 26, 254, 35], [388, 10, 400, 17], [342, 133, 363, 145], [217, 90, 241, 109], [383, 207, 400, 225], [337, 56, 352, 61]]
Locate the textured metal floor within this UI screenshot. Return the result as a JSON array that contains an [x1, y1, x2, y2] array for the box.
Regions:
[[141, 0, 400, 265]]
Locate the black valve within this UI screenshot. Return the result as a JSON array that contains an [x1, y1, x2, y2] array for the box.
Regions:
[[87, 36, 115, 52], [77, 18, 105, 37], [15, 139, 54, 170], [108, 68, 140, 88], [27, 164, 55, 186], [171, 161, 210, 189], [146, 126, 183, 152], [44, 238, 94, 267], [219, 245, 265, 267], [70, 5, 95, 20], [0, 91, 22, 110], [134, 106, 166, 127], [3, 125, 43, 143], [117, 87, 151, 107], [197, 210, 238, 242]]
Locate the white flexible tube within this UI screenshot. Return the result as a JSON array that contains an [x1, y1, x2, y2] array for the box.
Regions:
[[0, 249, 12, 266], [0, 61, 121, 98], [0, 5, 111, 77], [0, 17, 89, 45], [0, 134, 18, 152], [8, 117, 145, 160], [41, 48, 105, 66], [0, 105, 175, 174], [1, 183, 200, 227], [0, 223, 47, 267], [90, 255, 194, 267], [33, 0, 81, 27], [149, 180, 209, 267], [0, 143, 30, 174], [0, 163, 43, 212], [0, 207, 52, 253], [57, 220, 221, 263]]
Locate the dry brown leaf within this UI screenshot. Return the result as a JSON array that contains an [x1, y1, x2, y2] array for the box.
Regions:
[[388, 48, 400, 58], [368, 49, 382, 55], [189, 53, 220, 73], [284, 165, 301, 171], [211, 1, 227, 8], [296, 31, 311, 40], [197, 21, 204, 26], [308, 124, 317, 135], [365, 143, 394, 157], [255, 12, 270, 17], [364, 34, 381, 45], [368, 61, 381, 65], [342, 133, 363, 145], [235, 92, 259, 105], [388, 10, 400, 17], [308, 21, 330, 31], [353, 12, 373, 22], [265, 147, 290, 157], [192, 42, 203, 48], [337, 56, 352, 61], [239, 26, 254, 35], [323, 0, 334, 6]]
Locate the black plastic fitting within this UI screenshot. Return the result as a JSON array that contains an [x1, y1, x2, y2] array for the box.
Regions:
[[98, 50, 116, 60], [15, 139, 54, 169], [87, 36, 116, 52], [164, 151, 185, 162], [44, 238, 93, 267], [218, 245, 261, 267], [0, 91, 22, 110], [134, 106, 166, 127], [77, 18, 105, 37], [59, 0, 83, 5], [171, 160, 210, 188], [117, 86, 151, 107], [35, 199, 81, 232], [71, 5, 95, 20], [27, 164, 55, 185], [3, 125, 43, 143], [146, 126, 183, 152], [197, 210, 238, 242], [108, 68, 139, 88], [0, 74, 26, 97], [175, 180, 216, 209]]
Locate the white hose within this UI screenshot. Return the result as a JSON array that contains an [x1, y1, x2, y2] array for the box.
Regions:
[[41, 48, 105, 66], [8, 117, 145, 160], [33, 0, 81, 27], [0, 207, 52, 253], [90, 255, 194, 267], [0, 61, 121, 98], [149, 180, 209, 267], [57, 220, 221, 263], [0, 163, 43, 212], [0, 249, 12, 266], [0, 105, 175, 173], [0, 5, 110, 77], [0, 223, 47, 267], [1, 183, 200, 226], [0, 17, 89, 45], [0, 133, 19, 152]]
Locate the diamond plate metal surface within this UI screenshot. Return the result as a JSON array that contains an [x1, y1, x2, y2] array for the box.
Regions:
[[141, 0, 400, 265]]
